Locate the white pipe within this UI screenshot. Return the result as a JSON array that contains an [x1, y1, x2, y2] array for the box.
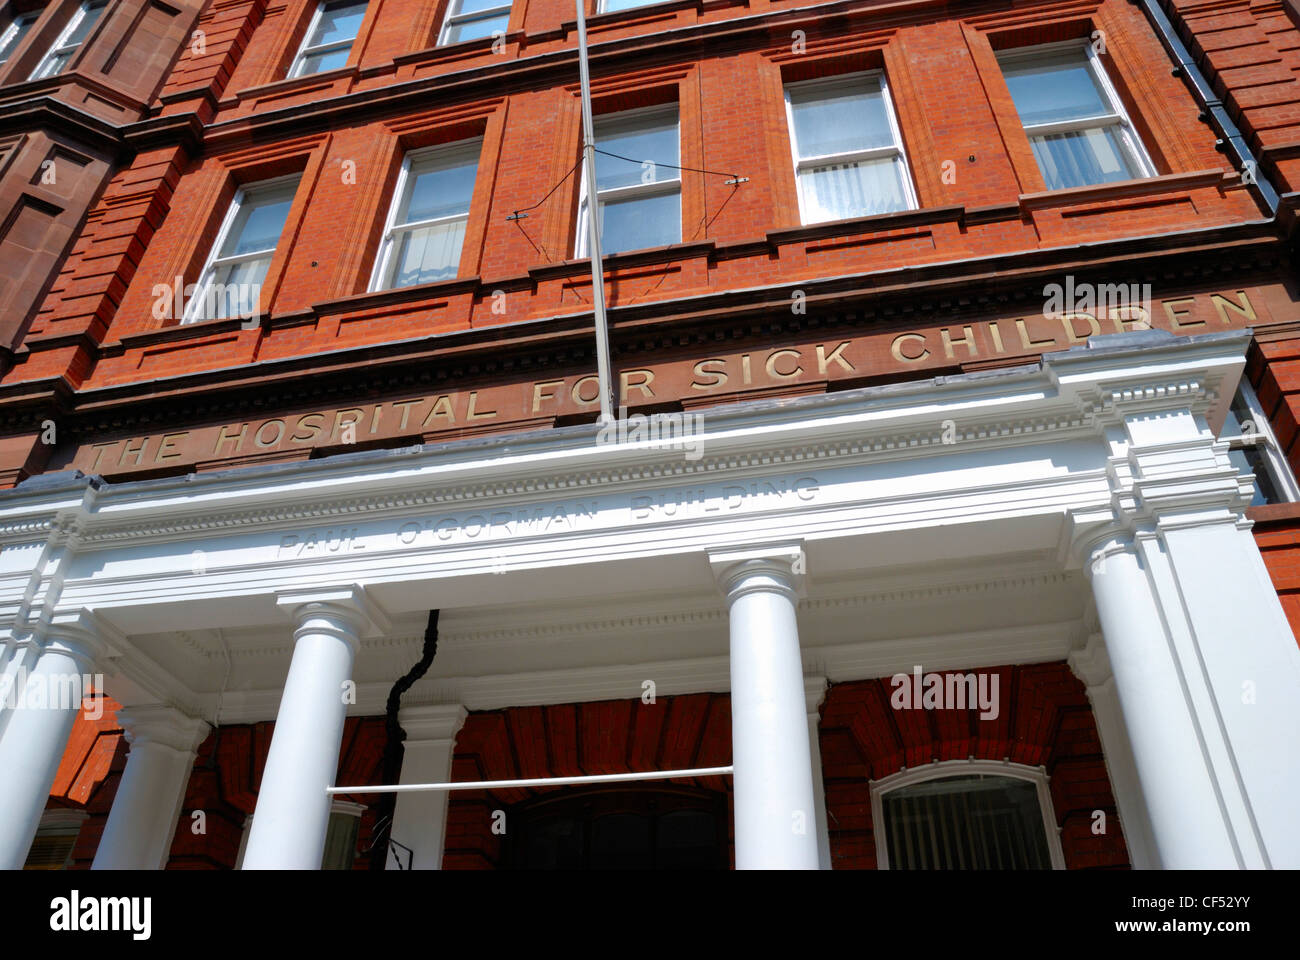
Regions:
[[328, 765, 733, 795], [575, 0, 615, 425]]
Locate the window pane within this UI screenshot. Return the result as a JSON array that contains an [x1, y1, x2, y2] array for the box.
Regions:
[[603, 0, 659, 10], [35, 50, 71, 77], [599, 190, 679, 254], [454, 0, 510, 16], [1029, 126, 1138, 190], [391, 218, 467, 287], [444, 12, 509, 44], [882, 775, 1051, 870], [400, 155, 478, 224], [799, 157, 908, 222], [790, 80, 893, 158], [220, 193, 295, 258], [589, 814, 652, 869], [63, 1, 106, 49], [0, 13, 37, 64], [298, 46, 350, 74], [1003, 52, 1110, 125], [321, 812, 360, 870], [199, 257, 269, 319], [311, 0, 366, 46], [594, 116, 678, 191]]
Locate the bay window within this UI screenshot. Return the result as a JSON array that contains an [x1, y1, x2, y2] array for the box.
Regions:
[[29, 0, 106, 80]]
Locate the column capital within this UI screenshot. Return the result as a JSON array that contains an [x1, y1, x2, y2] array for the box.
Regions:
[[803, 675, 828, 717], [39, 609, 121, 670], [397, 703, 467, 743], [1067, 633, 1113, 689], [708, 542, 806, 603], [116, 704, 210, 755], [275, 584, 390, 640]]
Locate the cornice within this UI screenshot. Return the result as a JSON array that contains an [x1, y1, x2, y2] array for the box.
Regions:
[[0, 95, 127, 153]]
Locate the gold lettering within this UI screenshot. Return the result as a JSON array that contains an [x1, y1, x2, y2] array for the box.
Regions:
[[940, 326, 977, 359], [155, 432, 187, 462], [533, 380, 564, 413], [571, 376, 601, 406], [391, 400, 420, 432], [765, 348, 802, 380], [467, 391, 496, 420], [255, 419, 286, 448], [741, 354, 752, 385], [1015, 318, 1057, 349], [1211, 290, 1256, 326], [87, 442, 117, 473], [691, 359, 729, 389], [989, 321, 1005, 353], [1162, 297, 1200, 329], [422, 396, 456, 427], [213, 423, 247, 455], [291, 414, 325, 442], [1059, 313, 1100, 344], [333, 408, 364, 438], [1111, 306, 1150, 332], [620, 369, 655, 401], [891, 333, 929, 362], [816, 342, 855, 375], [119, 437, 148, 467], [370, 404, 383, 434]]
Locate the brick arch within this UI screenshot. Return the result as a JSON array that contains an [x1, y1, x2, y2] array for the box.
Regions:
[[444, 692, 735, 869], [817, 662, 1130, 869]]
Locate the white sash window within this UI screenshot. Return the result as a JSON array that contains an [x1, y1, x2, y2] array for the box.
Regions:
[[289, 0, 366, 78], [370, 141, 480, 291], [784, 72, 916, 225], [29, 0, 106, 80], [438, 0, 512, 46], [0, 10, 39, 67]]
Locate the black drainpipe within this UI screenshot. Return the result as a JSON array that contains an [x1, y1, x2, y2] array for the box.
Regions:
[[1135, 0, 1281, 215], [367, 609, 441, 870]]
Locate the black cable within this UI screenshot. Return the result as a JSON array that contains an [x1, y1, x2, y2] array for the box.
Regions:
[[367, 609, 441, 871], [592, 148, 742, 181], [507, 156, 585, 220]]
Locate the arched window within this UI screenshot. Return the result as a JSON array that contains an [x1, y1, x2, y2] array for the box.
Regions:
[[870, 761, 1065, 869], [504, 787, 727, 870]]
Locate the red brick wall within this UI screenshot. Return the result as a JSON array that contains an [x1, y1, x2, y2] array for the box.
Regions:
[[6, 0, 1266, 396], [818, 663, 1130, 870]]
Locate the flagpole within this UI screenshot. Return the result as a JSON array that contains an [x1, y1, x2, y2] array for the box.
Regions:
[[575, 0, 616, 425]]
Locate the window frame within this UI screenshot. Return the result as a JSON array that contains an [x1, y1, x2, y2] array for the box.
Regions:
[[182, 173, 300, 326], [234, 800, 365, 869], [1223, 379, 1300, 504], [996, 39, 1156, 190], [574, 102, 682, 258], [869, 759, 1066, 870], [782, 70, 917, 226], [368, 138, 481, 293], [0, 8, 39, 67], [437, 0, 512, 46], [287, 0, 366, 79], [28, 0, 107, 80]]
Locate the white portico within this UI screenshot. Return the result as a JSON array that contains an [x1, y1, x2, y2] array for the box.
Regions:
[[1, 328, 1298, 870]]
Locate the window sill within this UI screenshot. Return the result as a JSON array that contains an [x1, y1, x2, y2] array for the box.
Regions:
[[766, 205, 966, 246], [528, 239, 716, 280], [393, 30, 526, 69], [278, 275, 483, 328], [1246, 501, 1300, 525], [1018, 169, 1231, 212], [115, 316, 252, 351], [228, 64, 359, 109]]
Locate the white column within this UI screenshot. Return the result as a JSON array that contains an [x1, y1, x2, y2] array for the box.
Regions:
[[1067, 633, 1160, 869], [1074, 403, 1300, 867], [804, 675, 832, 870], [92, 705, 209, 870], [243, 587, 387, 870], [711, 545, 819, 870], [0, 617, 106, 869], [385, 704, 467, 870]]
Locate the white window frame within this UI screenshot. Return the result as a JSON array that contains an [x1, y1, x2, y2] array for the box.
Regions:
[[575, 103, 681, 258], [368, 139, 480, 292], [596, 0, 667, 13], [437, 0, 511, 46], [783, 70, 917, 226], [183, 174, 299, 325], [0, 9, 39, 67], [869, 759, 1066, 870], [28, 0, 106, 80], [1224, 379, 1300, 503], [997, 39, 1156, 189], [288, 0, 365, 79]]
